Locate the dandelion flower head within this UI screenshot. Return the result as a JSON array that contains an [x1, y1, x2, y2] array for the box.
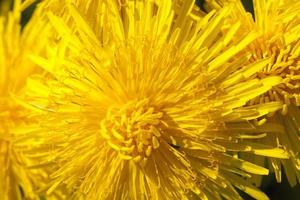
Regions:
[[205, 0, 300, 186], [0, 0, 59, 199], [23, 0, 293, 199]]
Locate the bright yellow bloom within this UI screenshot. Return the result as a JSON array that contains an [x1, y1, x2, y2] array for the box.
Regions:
[[24, 0, 291, 199], [206, 0, 300, 186], [0, 0, 64, 199]]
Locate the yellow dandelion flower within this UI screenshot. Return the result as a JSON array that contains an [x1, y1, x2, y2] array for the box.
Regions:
[[205, 0, 300, 186], [23, 0, 291, 199], [0, 0, 64, 199]]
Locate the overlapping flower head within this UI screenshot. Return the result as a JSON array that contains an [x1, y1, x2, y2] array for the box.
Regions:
[[20, 0, 297, 199], [0, 0, 65, 199], [205, 0, 300, 186]]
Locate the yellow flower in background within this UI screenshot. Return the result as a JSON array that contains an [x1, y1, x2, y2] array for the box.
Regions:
[[205, 0, 300, 186], [0, 0, 66, 199], [21, 0, 294, 199]]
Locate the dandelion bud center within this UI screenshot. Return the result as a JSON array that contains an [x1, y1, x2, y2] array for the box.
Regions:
[[100, 99, 163, 163], [248, 40, 300, 108]]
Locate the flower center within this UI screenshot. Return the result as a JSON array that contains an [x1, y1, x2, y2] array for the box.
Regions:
[[100, 99, 163, 164], [247, 38, 300, 110]]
